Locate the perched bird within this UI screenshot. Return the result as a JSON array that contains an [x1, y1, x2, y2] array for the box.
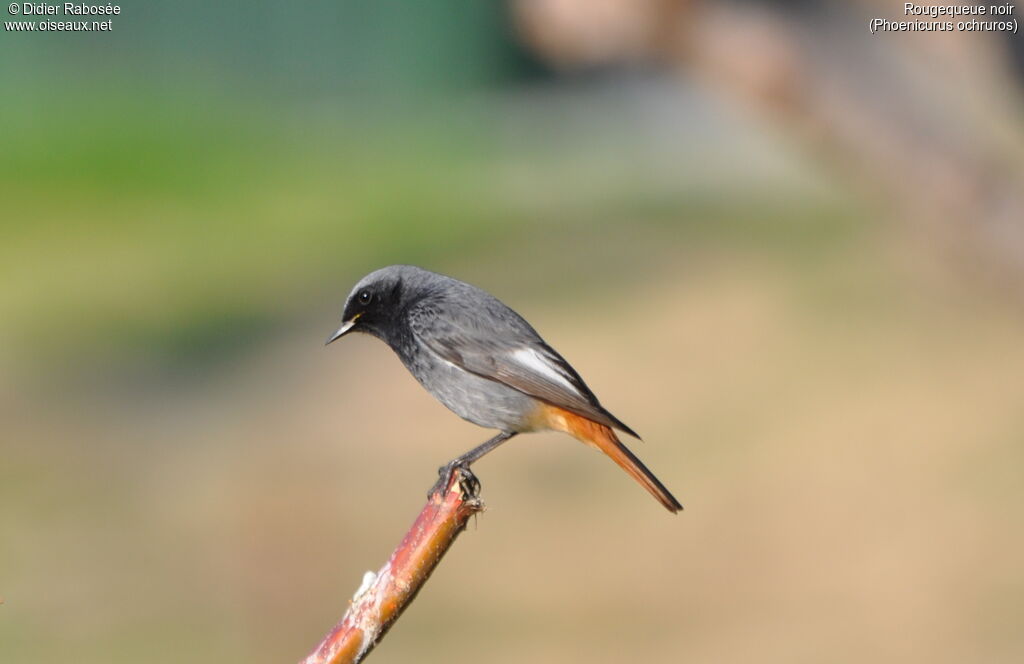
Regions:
[[326, 265, 682, 513]]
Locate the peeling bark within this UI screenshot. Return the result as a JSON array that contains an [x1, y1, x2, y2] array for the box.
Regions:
[[300, 469, 484, 664]]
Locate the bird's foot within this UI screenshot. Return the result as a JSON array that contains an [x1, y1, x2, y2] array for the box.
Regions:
[[429, 459, 480, 499]]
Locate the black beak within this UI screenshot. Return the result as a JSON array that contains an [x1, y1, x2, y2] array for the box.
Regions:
[[325, 319, 357, 345]]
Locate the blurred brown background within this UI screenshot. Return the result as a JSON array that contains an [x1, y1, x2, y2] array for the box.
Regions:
[[2, 2, 1023, 663]]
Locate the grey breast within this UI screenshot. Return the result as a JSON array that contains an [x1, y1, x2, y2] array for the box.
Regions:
[[400, 343, 538, 432]]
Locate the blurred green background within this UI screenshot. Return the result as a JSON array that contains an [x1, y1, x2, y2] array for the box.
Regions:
[[3, 2, 1023, 663]]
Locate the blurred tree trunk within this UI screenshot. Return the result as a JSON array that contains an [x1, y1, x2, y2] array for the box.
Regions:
[[510, 0, 1024, 288]]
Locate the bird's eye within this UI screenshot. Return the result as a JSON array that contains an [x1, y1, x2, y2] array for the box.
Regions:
[[358, 290, 373, 306]]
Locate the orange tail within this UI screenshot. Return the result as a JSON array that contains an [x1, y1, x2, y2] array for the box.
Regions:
[[541, 405, 683, 513]]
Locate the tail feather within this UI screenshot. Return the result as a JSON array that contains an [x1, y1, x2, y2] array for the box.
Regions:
[[543, 405, 683, 513], [590, 427, 683, 513]]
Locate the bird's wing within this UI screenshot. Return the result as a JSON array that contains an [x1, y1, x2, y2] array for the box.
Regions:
[[408, 297, 639, 438]]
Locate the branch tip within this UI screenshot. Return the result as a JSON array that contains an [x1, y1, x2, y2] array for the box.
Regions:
[[301, 464, 486, 664]]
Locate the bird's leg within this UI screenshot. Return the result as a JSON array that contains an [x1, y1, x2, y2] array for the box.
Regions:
[[453, 431, 518, 466], [430, 431, 518, 498]]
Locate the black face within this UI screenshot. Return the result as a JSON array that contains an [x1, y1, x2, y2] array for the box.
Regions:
[[334, 276, 405, 343]]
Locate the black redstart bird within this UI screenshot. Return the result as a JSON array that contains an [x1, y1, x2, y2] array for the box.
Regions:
[[326, 265, 682, 513]]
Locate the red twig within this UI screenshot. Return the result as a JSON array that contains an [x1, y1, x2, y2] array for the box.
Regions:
[[300, 469, 484, 664]]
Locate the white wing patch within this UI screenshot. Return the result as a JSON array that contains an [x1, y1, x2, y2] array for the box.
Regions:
[[510, 348, 581, 395]]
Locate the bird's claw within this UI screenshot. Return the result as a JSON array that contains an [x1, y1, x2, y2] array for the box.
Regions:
[[429, 460, 480, 499]]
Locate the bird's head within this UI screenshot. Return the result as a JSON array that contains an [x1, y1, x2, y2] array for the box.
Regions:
[[326, 265, 432, 346]]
